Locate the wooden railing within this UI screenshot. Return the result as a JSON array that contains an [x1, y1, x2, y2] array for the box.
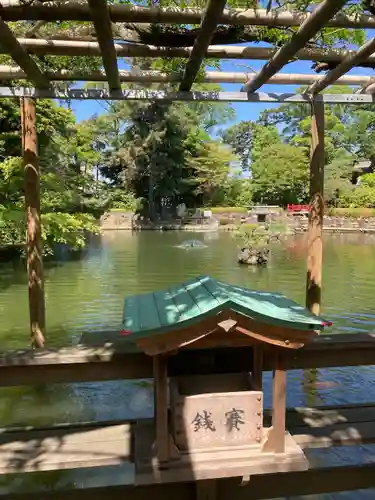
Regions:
[[287, 204, 310, 214], [0, 332, 373, 387], [1, 332, 375, 499]]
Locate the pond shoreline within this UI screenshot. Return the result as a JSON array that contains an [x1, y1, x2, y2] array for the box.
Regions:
[[101, 225, 375, 234], [100, 210, 375, 234]]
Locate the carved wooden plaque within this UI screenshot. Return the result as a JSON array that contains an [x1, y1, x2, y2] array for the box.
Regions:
[[170, 374, 263, 452]]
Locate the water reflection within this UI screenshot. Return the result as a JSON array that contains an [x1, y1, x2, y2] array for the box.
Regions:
[[0, 231, 375, 497], [2, 231, 375, 348]]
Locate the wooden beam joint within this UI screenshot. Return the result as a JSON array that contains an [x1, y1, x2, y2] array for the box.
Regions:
[[179, 0, 227, 91], [87, 0, 120, 93], [242, 0, 347, 93], [0, 19, 49, 88]]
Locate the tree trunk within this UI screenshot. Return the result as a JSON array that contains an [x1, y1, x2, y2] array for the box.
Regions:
[[148, 165, 155, 222]]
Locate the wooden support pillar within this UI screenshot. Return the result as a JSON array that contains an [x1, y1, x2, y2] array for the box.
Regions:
[[153, 354, 170, 464], [252, 344, 263, 391], [21, 97, 46, 349], [196, 480, 218, 500], [306, 99, 325, 315], [263, 350, 286, 454], [271, 351, 286, 453]]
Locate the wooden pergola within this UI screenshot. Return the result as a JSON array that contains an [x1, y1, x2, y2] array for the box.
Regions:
[[1, 0, 375, 347]]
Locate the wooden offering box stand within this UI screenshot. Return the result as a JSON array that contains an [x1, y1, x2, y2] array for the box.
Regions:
[[121, 276, 329, 484]]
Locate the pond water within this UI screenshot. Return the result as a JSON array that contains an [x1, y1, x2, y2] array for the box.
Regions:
[[1, 230, 375, 498]]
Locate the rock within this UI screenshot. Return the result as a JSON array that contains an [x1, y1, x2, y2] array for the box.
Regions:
[[238, 247, 269, 266]]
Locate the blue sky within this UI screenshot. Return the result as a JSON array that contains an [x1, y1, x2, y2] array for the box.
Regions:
[[69, 34, 375, 127]]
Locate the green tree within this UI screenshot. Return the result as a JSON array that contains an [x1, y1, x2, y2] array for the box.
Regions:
[[92, 92, 236, 218], [0, 100, 102, 255], [221, 121, 255, 173], [257, 87, 375, 208], [251, 143, 309, 205], [188, 141, 235, 206], [259, 87, 352, 164], [324, 153, 354, 206], [213, 176, 253, 208], [221, 122, 280, 174]]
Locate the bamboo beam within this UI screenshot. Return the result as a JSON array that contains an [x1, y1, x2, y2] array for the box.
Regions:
[[179, 0, 227, 91], [2, 87, 375, 103], [243, 0, 347, 93], [244, 0, 348, 94], [1, 2, 375, 29], [21, 97, 46, 348], [87, 0, 120, 92], [306, 99, 325, 316], [0, 20, 49, 88], [6, 38, 375, 69], [357, 81, 375, 94], [1, 65, 375, 87], [364, 82, 375, 93], [1, 88, 375, 104], [309, 37, 375, 94]]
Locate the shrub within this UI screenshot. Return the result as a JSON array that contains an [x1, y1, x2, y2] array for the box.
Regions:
[[327, 207, 375, 218], [210, 206, 248, 214], [337, 186, 375, 210], [239, 223, 258, 231], [110, 190, 138, 212], [42, 212, 99, 255], [218, 217, 233, 226]]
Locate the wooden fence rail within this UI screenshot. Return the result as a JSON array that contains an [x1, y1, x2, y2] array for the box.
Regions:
[[0, 332, 375, 499], [0, 332, 373, 387]]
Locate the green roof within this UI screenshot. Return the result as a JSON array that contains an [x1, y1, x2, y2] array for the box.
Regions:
[[122, 276, 328, 341]]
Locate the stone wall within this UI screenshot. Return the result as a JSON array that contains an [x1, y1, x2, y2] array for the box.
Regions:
[[100, 210, 375, 233], [100, 211, 133, 230], [289, 215, 375, 233], [100, 211, 218, 231]]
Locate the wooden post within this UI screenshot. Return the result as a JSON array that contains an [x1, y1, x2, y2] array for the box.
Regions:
[[271, 351, 286, 453], [306, 99, 325, 315], [252, 344, 263, 391], [196, 480, 218, 500], [263, 350, 286, 454], [153, 354, 170, 464], [21, 97, 46, 349]]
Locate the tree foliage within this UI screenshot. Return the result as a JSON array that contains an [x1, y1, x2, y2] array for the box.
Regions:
[[1, 0, 372, 84], [91, 95, 236, 218], [222, 86, 375, 208], [0, 100, 104, 255], [3, 0, 375, 259]]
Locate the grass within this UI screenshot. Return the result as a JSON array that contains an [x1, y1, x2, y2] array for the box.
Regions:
[[327, 207, 375, 218], [108, 206, 375, 218]]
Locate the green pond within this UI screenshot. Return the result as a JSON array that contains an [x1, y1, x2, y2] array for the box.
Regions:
[[0, 231, 375, 498]]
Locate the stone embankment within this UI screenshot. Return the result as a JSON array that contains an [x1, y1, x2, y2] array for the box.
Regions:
[[290, 215, 375, 233], [100, 211, 219, 231], [100, 210, 375, 233], [100, 211, 133, 230]]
